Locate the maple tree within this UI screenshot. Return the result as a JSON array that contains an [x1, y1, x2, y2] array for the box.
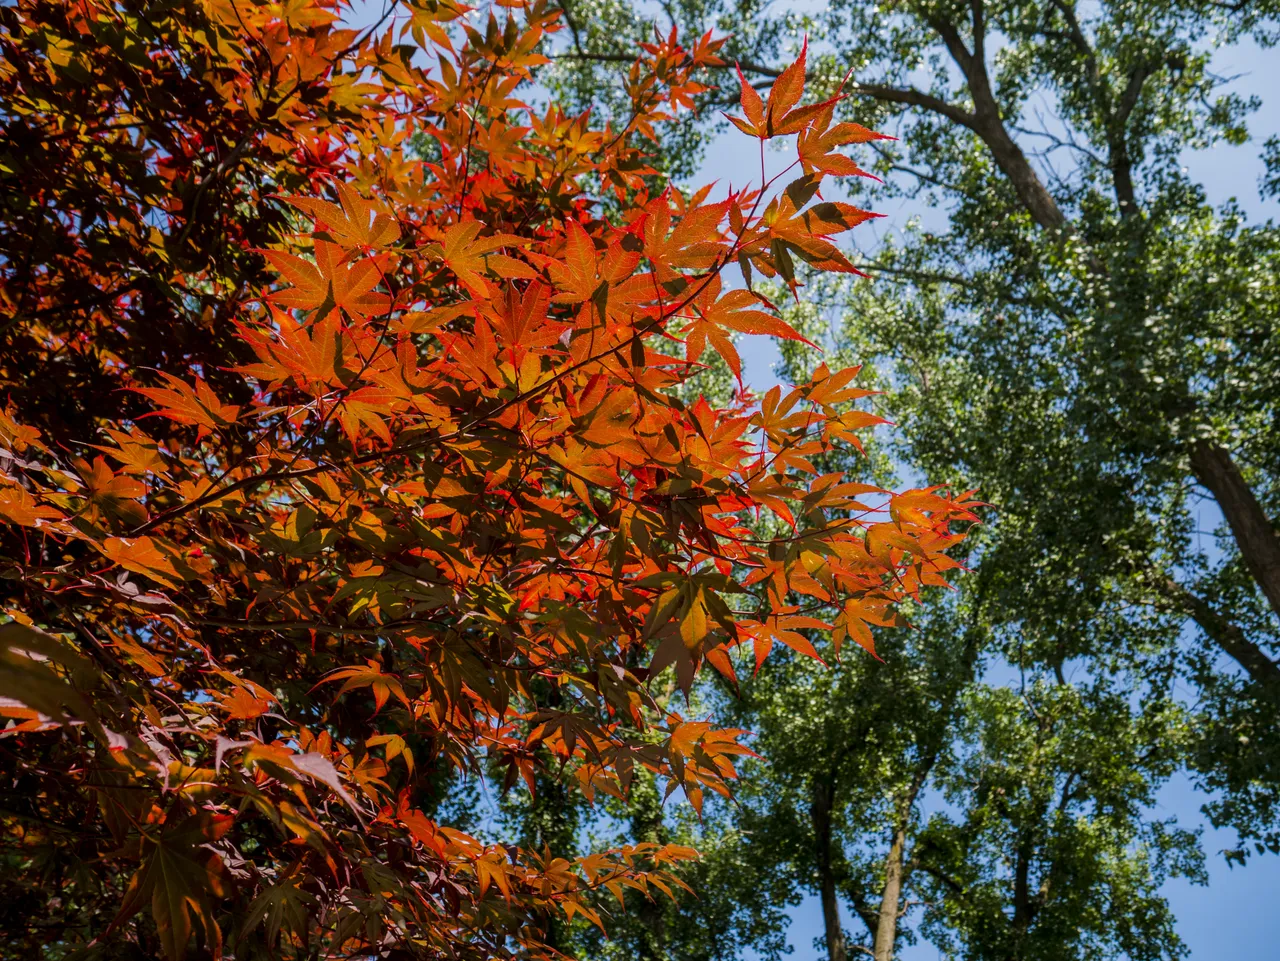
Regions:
[[0, 1, 976, 958]]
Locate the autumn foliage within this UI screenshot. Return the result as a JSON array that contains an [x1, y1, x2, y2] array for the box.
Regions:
[[0, 1, 976, 958]]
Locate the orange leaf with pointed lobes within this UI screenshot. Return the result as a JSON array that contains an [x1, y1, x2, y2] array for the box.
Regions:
[[1, 5, 972, 957], [285, 181, 401, 248], [133, 373, 239, 435], [798, 102, 894, 177], [725, 39, 841, 139]]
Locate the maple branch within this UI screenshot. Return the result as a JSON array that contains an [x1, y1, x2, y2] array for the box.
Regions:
[[0, 804, 90, 835], [129, 461, 335, 535], [1, 282, 136, 330], [456, 58, 504, 219], [194, 617, 379, 635], [334, 0, 399, 62], [172, 133, 257, 254]]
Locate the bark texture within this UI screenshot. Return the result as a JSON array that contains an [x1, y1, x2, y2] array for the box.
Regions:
[[811, 779, 849, 961], [1190, 440, 1280, 621], [872, 825, 907, 961], [1161, 577, 1280, 688]]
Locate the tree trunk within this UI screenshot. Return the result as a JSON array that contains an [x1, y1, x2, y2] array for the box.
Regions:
[[1190, 440, 1280, 621], [972, 116, 1068, 232], [872, 824, 907, 961], [924, 14, 1069, 234], [870, 749, 942, 961], [811, 779, 849, 961], [1158, 577, 1280, 689], [1007, 833, 1034, 961], [920, 11, 1280, 628]]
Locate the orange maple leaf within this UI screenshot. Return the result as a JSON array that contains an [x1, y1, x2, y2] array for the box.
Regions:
[[285, 180, 401, 248], [430, 221, 534, 296], [133, 373, 239, 435], [724, 39, 838, 139], [798, 102, 892, 177], [261, 240, 392, 320]]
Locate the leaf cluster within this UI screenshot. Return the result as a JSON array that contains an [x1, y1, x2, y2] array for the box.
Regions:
[[0, 2, 973, 959]]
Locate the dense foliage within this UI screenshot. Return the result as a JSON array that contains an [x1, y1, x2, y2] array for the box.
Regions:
[[550, 1, 1280, 959], [0, 1, 978, 958]]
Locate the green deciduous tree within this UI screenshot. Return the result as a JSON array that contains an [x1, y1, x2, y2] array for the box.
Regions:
[[697, 589, 1200, 961], [914, 675, 1202, 961], [548, 0, 1280, 865]]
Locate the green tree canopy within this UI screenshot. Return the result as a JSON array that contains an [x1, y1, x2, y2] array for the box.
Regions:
[[548, 0, 1280, 865], [541, 1, 1280, 958]]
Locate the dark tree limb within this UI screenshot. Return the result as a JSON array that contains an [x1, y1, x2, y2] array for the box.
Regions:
[[812, 777, 851, 961], [1189, 440, 1280, 623], [925, 13, 1069, 231], [1157, 576, 1280, 690], [1108, 61, 1155, 215]]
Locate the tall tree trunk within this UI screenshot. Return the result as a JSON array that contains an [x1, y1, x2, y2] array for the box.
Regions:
[[872, 824, 907, 961], [870, 752, 940, 961], [1190, 440, 1280, 621], [811, 779, 849, 961], [628, 769, 670, 961], [924, 14, 1069, 233], [920, 9, 1280, 630], [922, 9, 1280, 629], [971, 115, 1068, 231], [920, 9, 1280, 641], [1006, 832, 1035, 961]]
